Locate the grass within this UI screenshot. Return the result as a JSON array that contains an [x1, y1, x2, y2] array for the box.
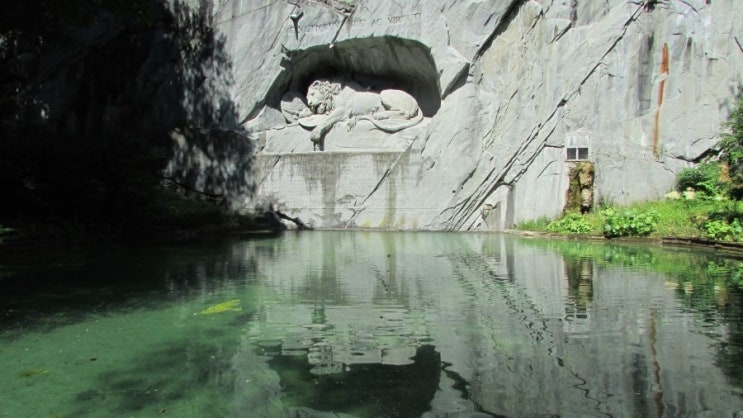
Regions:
[[513, 216, 552, 231], [514, 197, 735, 239]]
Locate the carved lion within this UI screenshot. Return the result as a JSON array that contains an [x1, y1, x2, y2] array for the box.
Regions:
[[301, 78, 423, 145], [280, 90, 313, 123]]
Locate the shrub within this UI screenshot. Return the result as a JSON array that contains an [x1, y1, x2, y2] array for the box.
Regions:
[[701, 218, 743, 241], [718, 91, 743, 196], [603, 208, 659, 238], [547, 213, 593, 234], [698, 202, 743, 241], [675, 163, 725, 197]]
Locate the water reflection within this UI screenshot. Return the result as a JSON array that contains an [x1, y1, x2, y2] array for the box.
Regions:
[[1, 232, 743, 417], [267, 345, 440, 417], [565, 257, 594, 310], [234, 232, 743, 416]]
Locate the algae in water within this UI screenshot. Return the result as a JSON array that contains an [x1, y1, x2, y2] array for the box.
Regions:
[[197, 299, 242, 315]]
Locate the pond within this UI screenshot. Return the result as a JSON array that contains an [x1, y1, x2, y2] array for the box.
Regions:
[[1, 231, 743, 417]]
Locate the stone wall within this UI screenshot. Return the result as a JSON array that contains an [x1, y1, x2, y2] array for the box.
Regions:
[[255, 149, 438, 229], [210, 0, 743, 230]]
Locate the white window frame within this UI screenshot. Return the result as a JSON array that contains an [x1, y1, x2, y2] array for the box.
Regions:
[[566, 131, 591, 161]]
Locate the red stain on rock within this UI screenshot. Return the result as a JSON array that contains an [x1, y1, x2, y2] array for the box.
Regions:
[[653, 43, 669, 157]]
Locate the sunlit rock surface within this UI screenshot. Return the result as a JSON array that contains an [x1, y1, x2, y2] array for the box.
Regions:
[[209, 0, 743, 229]]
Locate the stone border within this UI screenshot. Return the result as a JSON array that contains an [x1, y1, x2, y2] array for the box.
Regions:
[[507, 230, 743, 258], [661, 237, 743, 258]]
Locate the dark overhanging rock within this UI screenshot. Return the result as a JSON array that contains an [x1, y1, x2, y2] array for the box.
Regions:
[[268, 36, 441, 117]]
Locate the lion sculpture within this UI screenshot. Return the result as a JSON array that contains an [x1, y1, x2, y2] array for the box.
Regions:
[[287, 78, 423, 148]]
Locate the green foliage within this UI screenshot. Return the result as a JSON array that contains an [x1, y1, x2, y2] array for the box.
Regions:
[[547, 213, 593, 234], [516, 198, 728, 239], [718, 91, 743, 196], [651, 198, 716, 237], [603, 208, 660, 238], [514, 216, 551, 231], [701, 218, 743, 241], [0, 226, 14, 243], [151, 192, 227, 228], [675, 163, 726, 197], [697, 202, 743, 241], [148, 190, 255, 231], [727, 261, 743, 288]]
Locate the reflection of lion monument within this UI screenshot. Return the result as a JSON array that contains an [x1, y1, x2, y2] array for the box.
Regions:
[[282, 78, 423, 149]]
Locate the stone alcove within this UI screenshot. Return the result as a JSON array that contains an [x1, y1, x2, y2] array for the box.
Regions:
[[266, 36, 441, 117], [250, 36, 443, 227]]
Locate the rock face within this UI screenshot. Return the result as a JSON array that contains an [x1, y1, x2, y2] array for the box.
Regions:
[[210, 0, 743, 230]]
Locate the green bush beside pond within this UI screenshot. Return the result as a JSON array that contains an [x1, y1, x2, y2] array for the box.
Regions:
[[547, 213, 593, 234], [515, 193, 743, 241], [602, 208, 659, 238]]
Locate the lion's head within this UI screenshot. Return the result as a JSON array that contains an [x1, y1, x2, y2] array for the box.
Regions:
[[306, 79, 342, 115]]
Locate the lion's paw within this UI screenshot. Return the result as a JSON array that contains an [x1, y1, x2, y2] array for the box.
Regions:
[[310, 130, 322, 142]]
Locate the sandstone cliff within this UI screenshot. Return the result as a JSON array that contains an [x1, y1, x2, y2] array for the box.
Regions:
[[211, 0, 742, 230]]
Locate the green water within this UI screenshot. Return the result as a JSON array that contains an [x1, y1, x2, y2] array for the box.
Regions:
[[1, 231, 743, 417]]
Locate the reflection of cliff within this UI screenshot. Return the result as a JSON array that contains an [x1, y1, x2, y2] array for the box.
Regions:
[[232, 232, 743, 417], [564, 256, 594, 324], [496, 239, 743, 416], [267, 345, 440, 418], [237, 231, 496, 416], [715, 294, 743, 389]]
